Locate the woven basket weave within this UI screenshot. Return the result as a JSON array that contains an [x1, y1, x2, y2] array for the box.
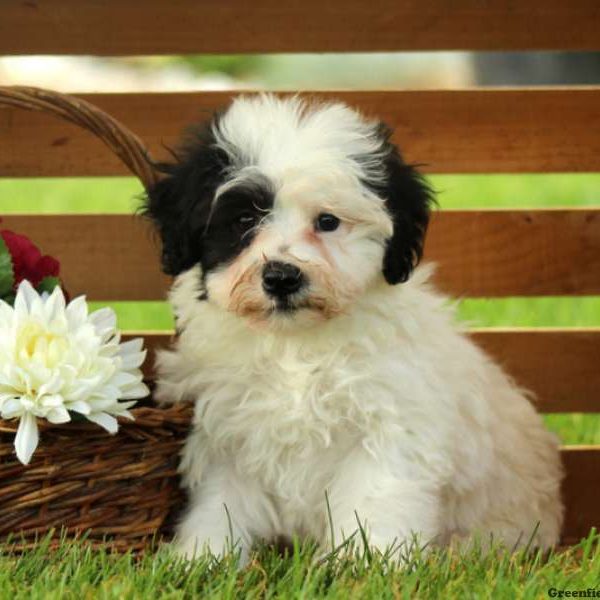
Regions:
[[0, 86, 193, 551]]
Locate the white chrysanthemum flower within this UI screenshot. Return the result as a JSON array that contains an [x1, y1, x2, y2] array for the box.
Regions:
[[0, 280, 149, 464]]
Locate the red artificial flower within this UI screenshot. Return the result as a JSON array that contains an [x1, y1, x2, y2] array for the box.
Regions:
[[0, 229, 60, 289]]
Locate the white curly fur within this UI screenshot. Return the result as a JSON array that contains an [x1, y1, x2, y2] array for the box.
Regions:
[[153, 95, 563, 563]]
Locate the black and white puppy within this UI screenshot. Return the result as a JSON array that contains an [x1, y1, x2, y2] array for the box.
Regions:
[[144, 94, 563, 563]]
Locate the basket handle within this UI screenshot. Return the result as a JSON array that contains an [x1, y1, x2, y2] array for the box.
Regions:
[[0, 86, 160, 191]]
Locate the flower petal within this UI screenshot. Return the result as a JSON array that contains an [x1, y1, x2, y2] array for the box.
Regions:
[[118, 338, 144, 355], [66, 400, 91, 415], [119, 350, 147, 371], [1, 397, 24, 419], [109, 371, 142, 389], [43, 285, 66, 321], [0, 301, 14, 327], [89, 307, 117, 338], [39, 393, 65, 408], [65, 295, 88, 329], [38, 373, 63, 397], [118, 381, 150, 400], [87, 412, 118, 434], [46, 406, 71, 424], [14, 280, 38, 315], [14, 412, 39, 465]]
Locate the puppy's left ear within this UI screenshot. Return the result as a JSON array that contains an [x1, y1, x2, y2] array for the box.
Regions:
[[374, 125, 434, 285]]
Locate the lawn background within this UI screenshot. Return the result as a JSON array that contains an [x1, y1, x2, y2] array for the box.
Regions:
[[1, 532, 599, 599]]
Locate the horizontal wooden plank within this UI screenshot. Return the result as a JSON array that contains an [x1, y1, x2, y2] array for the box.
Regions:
[[426, 209, 600, 297], [129, 329, 600, 414], [0, 215, 170, 302], [1, 210, 598, 299], [2, 90, 600, 176], [471, 330, 600, 414], [560, 447, 600, 544], [0, 0, 599, 54]]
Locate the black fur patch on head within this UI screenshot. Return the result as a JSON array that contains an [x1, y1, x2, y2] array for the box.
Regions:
[[202, 176, 273, 272], [142, 116, 274, 278], [363, 124, 435, 285]]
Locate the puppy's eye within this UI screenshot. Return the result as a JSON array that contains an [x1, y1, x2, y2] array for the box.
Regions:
[[315, 213, 340, 232], [234, 212, 257, 230]]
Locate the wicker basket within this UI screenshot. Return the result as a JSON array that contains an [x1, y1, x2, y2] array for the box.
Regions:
[[0, 86, 193, 552]]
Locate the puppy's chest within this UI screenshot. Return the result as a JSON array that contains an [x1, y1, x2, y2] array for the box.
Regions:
[[199, 358, 370, 469], [208, 364, 358, 435]]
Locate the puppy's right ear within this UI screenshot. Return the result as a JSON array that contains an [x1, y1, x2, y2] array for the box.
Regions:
[[142, 121, 229, 276], [143, 172, 193, 276]]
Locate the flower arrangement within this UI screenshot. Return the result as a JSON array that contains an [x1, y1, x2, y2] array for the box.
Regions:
[[0, 228, 149, 464]]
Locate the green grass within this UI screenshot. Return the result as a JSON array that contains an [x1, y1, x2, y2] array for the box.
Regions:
[[1, 532, 599, 599], [1, 174, 599, 213], [432, 173, 600, 209], [0, 177, 144, 214]]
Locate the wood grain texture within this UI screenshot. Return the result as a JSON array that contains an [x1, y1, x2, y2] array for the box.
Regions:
[[2, 90, 600, 176], [426, 209, 600, 297], [2, 210, 598, 300], [471, 330, 600, 414], [560, 447, 600, 544], [128, 329, 600, 414], [1, 0, 599, 54], [1, 214, 170, 302]]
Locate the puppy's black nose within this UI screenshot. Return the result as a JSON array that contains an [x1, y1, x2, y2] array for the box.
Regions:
[[262, 261, 304, 297]]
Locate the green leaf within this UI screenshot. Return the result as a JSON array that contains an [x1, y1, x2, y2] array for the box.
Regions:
[[3, 292, 15, 305], [36, 276, 61, 295], [0, 236, 15, 299]]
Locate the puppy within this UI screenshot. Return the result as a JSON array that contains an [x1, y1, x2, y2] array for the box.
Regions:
[[144, 94, 563, 562]]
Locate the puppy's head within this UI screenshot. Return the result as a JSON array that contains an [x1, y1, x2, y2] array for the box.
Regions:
[[144, 95, 433, 329]]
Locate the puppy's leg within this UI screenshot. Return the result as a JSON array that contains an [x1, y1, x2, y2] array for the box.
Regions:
[[175, 464, 274, 565], [325, 450, 441, 560]]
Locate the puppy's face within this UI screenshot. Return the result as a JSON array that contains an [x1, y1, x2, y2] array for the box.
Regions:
[[204, 169, 394, 328], [145, 95, 432, 329]]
